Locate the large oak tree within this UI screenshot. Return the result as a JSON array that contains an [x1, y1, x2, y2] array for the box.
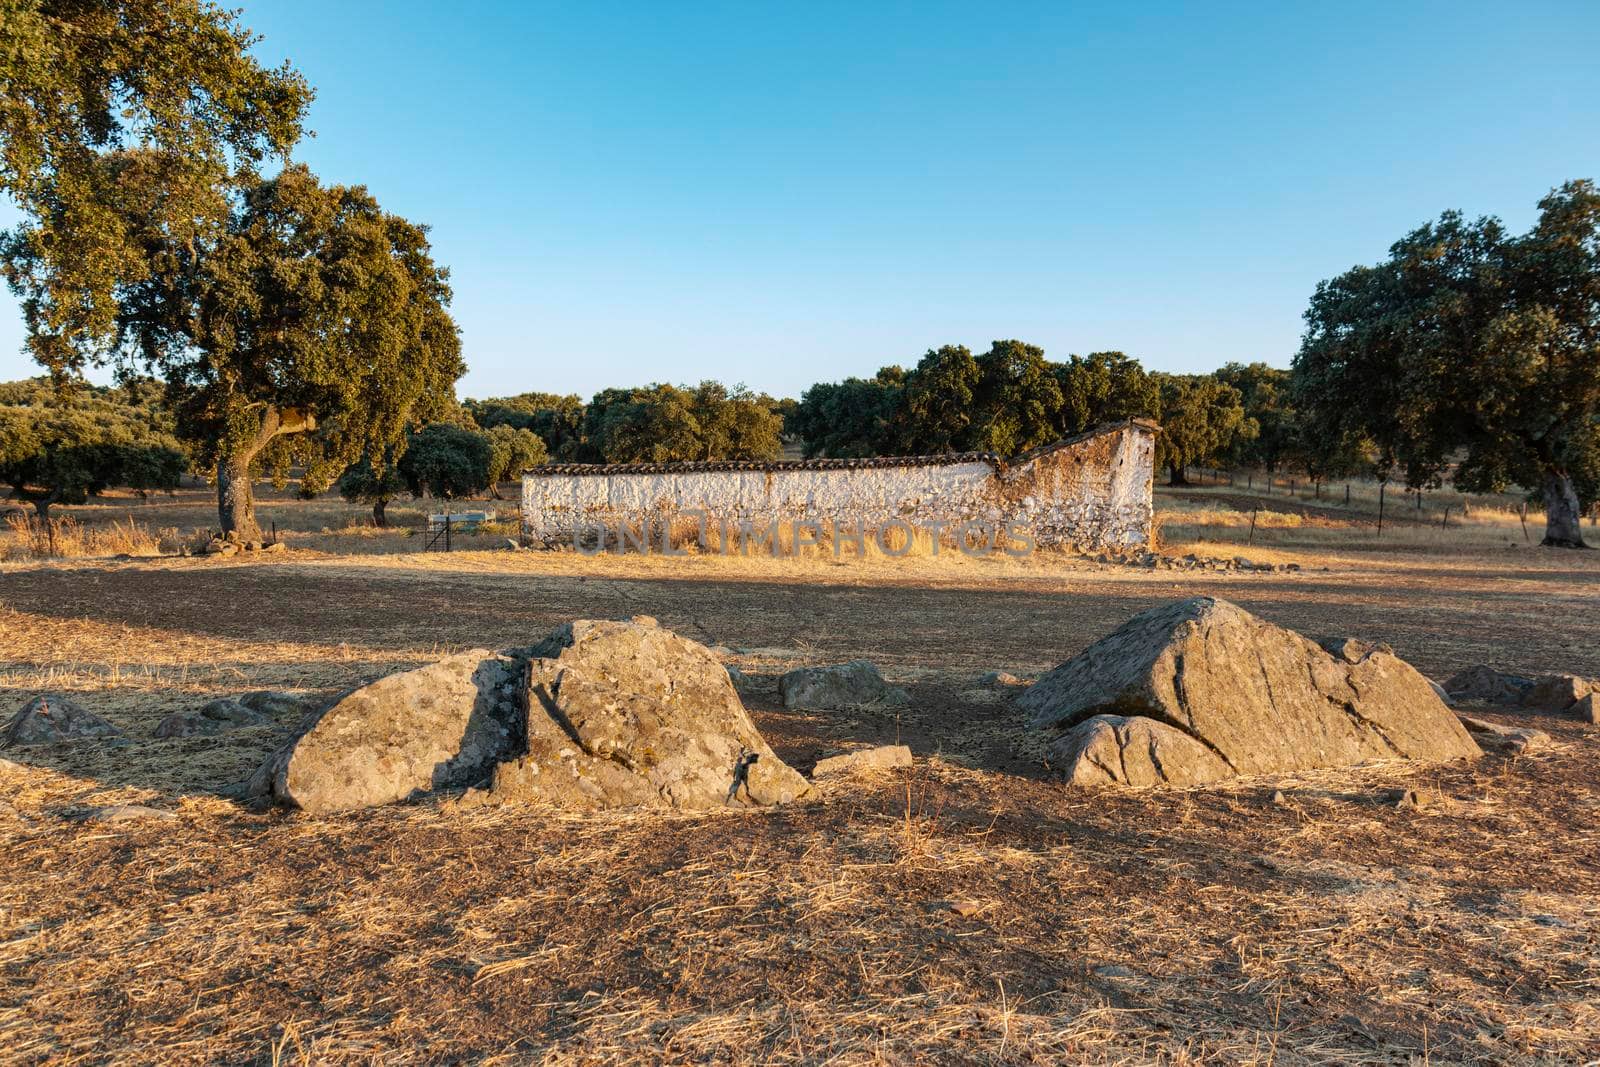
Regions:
[[1295, 182, 1600, 547], [106, 165, 463, 539]]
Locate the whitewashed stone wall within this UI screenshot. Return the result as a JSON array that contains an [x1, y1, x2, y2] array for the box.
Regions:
[[522, 421, 1156, 552]]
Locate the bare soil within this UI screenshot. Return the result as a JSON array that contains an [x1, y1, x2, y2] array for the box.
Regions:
[[1, 503, 1598, 1063]]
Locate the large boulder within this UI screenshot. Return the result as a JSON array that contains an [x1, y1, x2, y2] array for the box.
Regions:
[[2, 695, 124, 747], [1018, 597, 1481, 787], [778, 660, 909, 710], [466, 619, 809, 810], [249, 650, 523, 813]]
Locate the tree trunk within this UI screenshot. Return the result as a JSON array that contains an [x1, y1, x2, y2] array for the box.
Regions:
[[488, 483, 505, 500], [216, 452, 262, 542], [1167, 461, 1190, 487], [1540, 468, 1589, 548], [372, 498, 388, 527], [215, 406, 289, 542], [30, 497, 52, 523]]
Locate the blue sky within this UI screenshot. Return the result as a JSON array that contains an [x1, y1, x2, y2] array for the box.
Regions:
[[3, 2, 1598, 400]]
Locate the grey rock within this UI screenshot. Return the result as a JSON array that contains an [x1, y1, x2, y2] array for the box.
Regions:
[[236, 690, 311, 717], [467, 620, 809, 811], [778, 660, 910, 710], [1427, 679, 1454, 706], [250, 650, 524, 814], [1443, 665, 1535, 705], [1456, 714, 1550, 754], [1021, 597, 1481, 788], [152, 698, 268, 739], [1573, 692, 1599, 725], [978, 670, 1028, 688], [1522, 674, 1595, 713], [811, 744, 913, 778], [1050, 714, 1233, 788], [2, 695, 124, 747]]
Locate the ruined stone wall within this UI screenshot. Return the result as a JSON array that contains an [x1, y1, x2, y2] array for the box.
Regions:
[[521, 422, 1155, 551]]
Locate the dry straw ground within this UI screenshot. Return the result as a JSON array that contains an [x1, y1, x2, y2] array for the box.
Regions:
[[0, 485, 1597, 1064]]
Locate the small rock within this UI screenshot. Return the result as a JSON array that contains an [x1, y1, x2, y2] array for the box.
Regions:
[[779, 660, 910, 710], [152, 698, 268, 739], [1427, 679, 1454, 706], [1270, 790, 1287, 805], [978, 670, 1027, 688], [83, 804, 177, 823], [1522, 674, 1594, 713], [236, 690, 311, 717], [1444, 665, 1534, 706], [1093, 965, 1134, 979], [1572, 692, 1599, 724], [950, 900, 983, 917], [1457, 714, 1550, 754], [811, 744, 913, 778], [503, 538, 520, 551], [1384, 787, 1433, 810], [1530, 914, 1569, 928], [2, 695, 124, 747], [244, 540, 263, 551], [261, 541, 287, 553]]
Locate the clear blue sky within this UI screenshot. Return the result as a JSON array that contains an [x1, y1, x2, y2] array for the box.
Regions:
[[3, 1, 1598, 400]]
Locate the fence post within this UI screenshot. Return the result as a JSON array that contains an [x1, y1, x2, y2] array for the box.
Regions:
[[1344, 484, 1350, 506], [1377, 482, 1386, 537], [445, 515, 452, 552]]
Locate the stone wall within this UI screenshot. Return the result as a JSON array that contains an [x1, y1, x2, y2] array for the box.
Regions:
[[521, 420, 1156, 552]]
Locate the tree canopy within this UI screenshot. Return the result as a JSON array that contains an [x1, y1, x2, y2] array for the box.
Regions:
[[578, 382, 784, 464], [399, 423, 492, 500], [1151, 374, 1255, 485], [1294, 181, 1600, 546], [0, 0, 312, 370], [79, 164, 464, 539]]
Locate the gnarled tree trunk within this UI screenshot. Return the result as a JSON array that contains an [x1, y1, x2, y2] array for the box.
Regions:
[[1167, 462, 1190, 487], [1541, 467, 1589, 548], [372, 497, 388, 527], [216, 406, 316, 542]]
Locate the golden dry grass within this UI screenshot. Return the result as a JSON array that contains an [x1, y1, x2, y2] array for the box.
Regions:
[[0, 483, 1598, 1063]]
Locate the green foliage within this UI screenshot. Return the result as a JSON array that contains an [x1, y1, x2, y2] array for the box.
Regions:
[[968, 341, 1065, 455], [792, 371, 904, 458], [399, 423, 491, 500], [1152, 374, 1254, 483], [466, 392, 586, 459], [580, 382, 783, 463], [0, 0, 312, 369], [336, 451, 407, 525], [889, 346, 980, 453], [1054, 352, 1160, 436], [1294, 181, 1600, 543], [0, 378, 186, 515], [485, 424, 549, 484]]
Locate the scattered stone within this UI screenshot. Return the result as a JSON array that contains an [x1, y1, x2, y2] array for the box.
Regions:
[[1384, 787, 1431, 810], [778, 660, 910, 710], [811, 744, 913, 778], [236, 690, 311, 717], [1456, 714, 1550, 754], [1443, 665, 1535, 705], [249, 650, 524, 814], [1522, 674, 1595, 713], [462, 619, 810, 811], [1531, 914, 1569, 928], [950, 900, 983, 917], [244, 540, 263, 551], [261, 541, 287, 553], [1093, 965, 1135, 979], [978, 670, 1028, 688], [1270, 790, 1287, 805], [1427, 679, 1454, 706], [1572, 693, 1599, 724], [152, 698, 268, 739], [2, 695, 124, 747], [1020, 597, 1482, 788], [83, 804, 178, 823]]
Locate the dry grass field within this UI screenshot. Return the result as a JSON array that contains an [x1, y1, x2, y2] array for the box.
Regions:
[[1, 484, 1598, 1064]]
